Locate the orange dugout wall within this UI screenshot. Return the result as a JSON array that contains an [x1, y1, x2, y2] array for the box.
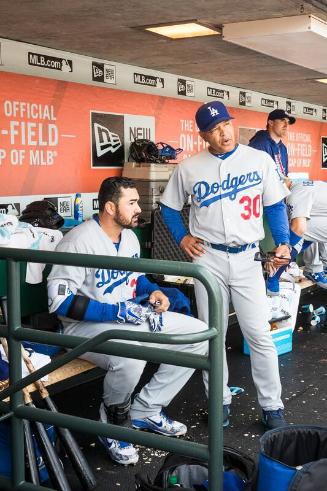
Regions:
[[0, 71, 327, 199]]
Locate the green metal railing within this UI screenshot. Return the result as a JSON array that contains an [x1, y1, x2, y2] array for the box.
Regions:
[[0, 247, 224, 491]]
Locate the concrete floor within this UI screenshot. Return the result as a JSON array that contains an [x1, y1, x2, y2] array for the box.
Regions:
[[51, 289, 327, 490]]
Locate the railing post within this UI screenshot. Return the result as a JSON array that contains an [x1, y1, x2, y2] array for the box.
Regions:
[[7, 259, 25, 488], [0, 248, 225, 491], [207, 285, 224, 491]]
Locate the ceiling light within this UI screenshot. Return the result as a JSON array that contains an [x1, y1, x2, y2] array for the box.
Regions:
[[223, 15, 327, 74], [316, 78, 327, 84], [145, 22, 220, 39]]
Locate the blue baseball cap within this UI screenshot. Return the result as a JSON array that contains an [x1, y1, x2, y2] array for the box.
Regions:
[[195, 101, 234, 132], [268, 109, 296, 125]]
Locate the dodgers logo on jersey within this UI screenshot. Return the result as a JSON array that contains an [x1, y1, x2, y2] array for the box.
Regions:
[[193, 171, 262, 207], [95, 254, 139, 295]]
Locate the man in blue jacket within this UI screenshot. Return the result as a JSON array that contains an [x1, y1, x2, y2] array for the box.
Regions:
[[249, 108, 295, 177]]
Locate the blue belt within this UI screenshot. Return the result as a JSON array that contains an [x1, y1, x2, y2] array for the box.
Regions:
[[207, 242, 257, 253]]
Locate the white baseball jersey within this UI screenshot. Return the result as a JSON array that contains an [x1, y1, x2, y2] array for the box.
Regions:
[[287, 180, 327, 219], [161, 144, 289, 246], [48, 217, 141, 315], [287, 180, 327, 243]]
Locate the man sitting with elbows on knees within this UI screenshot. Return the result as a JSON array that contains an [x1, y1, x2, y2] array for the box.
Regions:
[[267, 178, 327, 293], [47, 177, 208, 466]]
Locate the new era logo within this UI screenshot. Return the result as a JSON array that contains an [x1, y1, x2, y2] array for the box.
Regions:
[[93, 65, 103, 78], [91, 111, 124, 168], [321, 137, 327, 168], [94, 123, 122, 157], [323, 142, 327, 163]]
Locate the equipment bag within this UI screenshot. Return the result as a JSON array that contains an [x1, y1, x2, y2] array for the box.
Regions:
[[257, 425, 327, 491], [19, 200, 64, 229], [135, 447, 256, 490], [129, 139, 162, 163]]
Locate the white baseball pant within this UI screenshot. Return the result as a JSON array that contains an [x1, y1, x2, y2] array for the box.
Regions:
[[62, 311, 208, 419], [193, 245, 283, 411]]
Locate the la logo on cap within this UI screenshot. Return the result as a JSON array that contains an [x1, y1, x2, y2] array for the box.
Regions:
[[208, 106, 219, 117]]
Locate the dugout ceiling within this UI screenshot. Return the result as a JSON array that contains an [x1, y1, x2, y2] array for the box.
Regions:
[[1, 0, 327, 106]]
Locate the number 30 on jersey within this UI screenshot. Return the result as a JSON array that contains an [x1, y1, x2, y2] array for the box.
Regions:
[[239, 194, 261, 220]]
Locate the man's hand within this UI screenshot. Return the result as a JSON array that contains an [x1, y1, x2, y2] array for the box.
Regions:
[[180, 234, 205, 259], [149, 290, 170, 313], [272, 244, 291, 268]]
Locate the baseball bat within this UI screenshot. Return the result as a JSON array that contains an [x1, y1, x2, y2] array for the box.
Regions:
[[30, 409, 72, 491], [21, 347, 97, 490], [0, 338, 72, 491], [22, 391, 40, 486]]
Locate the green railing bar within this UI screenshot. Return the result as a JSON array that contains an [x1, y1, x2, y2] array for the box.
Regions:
[[0, 247, 224, 491], [0, 410, 13, 422], [0, 327, 215, 402], [0, 247, 219, 284], [6, 260, 26, 488], [0, 475, 54, 491], [16, 404, 209, 460]]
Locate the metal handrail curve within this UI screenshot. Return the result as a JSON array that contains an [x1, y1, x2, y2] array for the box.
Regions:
[[0, 247, 224, 491]]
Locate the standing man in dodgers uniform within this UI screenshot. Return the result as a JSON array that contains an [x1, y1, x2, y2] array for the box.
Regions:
[[161, 101, 291, 430]]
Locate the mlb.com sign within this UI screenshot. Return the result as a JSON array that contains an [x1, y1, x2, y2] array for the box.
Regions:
[[28, 52, 73, 72]]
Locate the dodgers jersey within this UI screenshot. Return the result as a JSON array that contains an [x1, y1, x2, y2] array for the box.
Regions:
[[286, 180, 327, 243], [161, 144, 289, 246], [48, 218, 140, 308], [287, 180, 327, 219]]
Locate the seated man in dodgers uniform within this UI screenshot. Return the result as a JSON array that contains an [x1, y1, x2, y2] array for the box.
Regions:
[[47, 176, 208, 466]]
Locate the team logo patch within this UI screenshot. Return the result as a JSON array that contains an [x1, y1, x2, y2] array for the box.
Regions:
[[208, 106, 219, 117]]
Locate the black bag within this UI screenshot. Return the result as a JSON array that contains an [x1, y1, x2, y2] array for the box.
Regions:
[[19, 200, 64, 229], [135, 448, 256, 490]]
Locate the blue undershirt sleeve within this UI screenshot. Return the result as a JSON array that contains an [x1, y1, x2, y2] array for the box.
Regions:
[[136, 275, 160, 296], [263, 200, 290, 246], [55, 294, 119, 322], [160, 203, 188, 245]]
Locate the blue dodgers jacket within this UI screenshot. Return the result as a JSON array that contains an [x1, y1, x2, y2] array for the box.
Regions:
[[249, 129, 289, 177]]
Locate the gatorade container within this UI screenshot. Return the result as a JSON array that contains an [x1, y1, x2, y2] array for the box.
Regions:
[[74, 193, 83, 222]]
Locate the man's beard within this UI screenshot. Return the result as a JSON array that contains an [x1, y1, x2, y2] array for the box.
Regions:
[[114, 211, 140, 229]]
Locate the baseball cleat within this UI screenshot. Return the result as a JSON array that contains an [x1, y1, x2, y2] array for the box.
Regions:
[[262, 409, 288, 430], [98, 436, 139, 465], [132, 411, 187, 437]]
